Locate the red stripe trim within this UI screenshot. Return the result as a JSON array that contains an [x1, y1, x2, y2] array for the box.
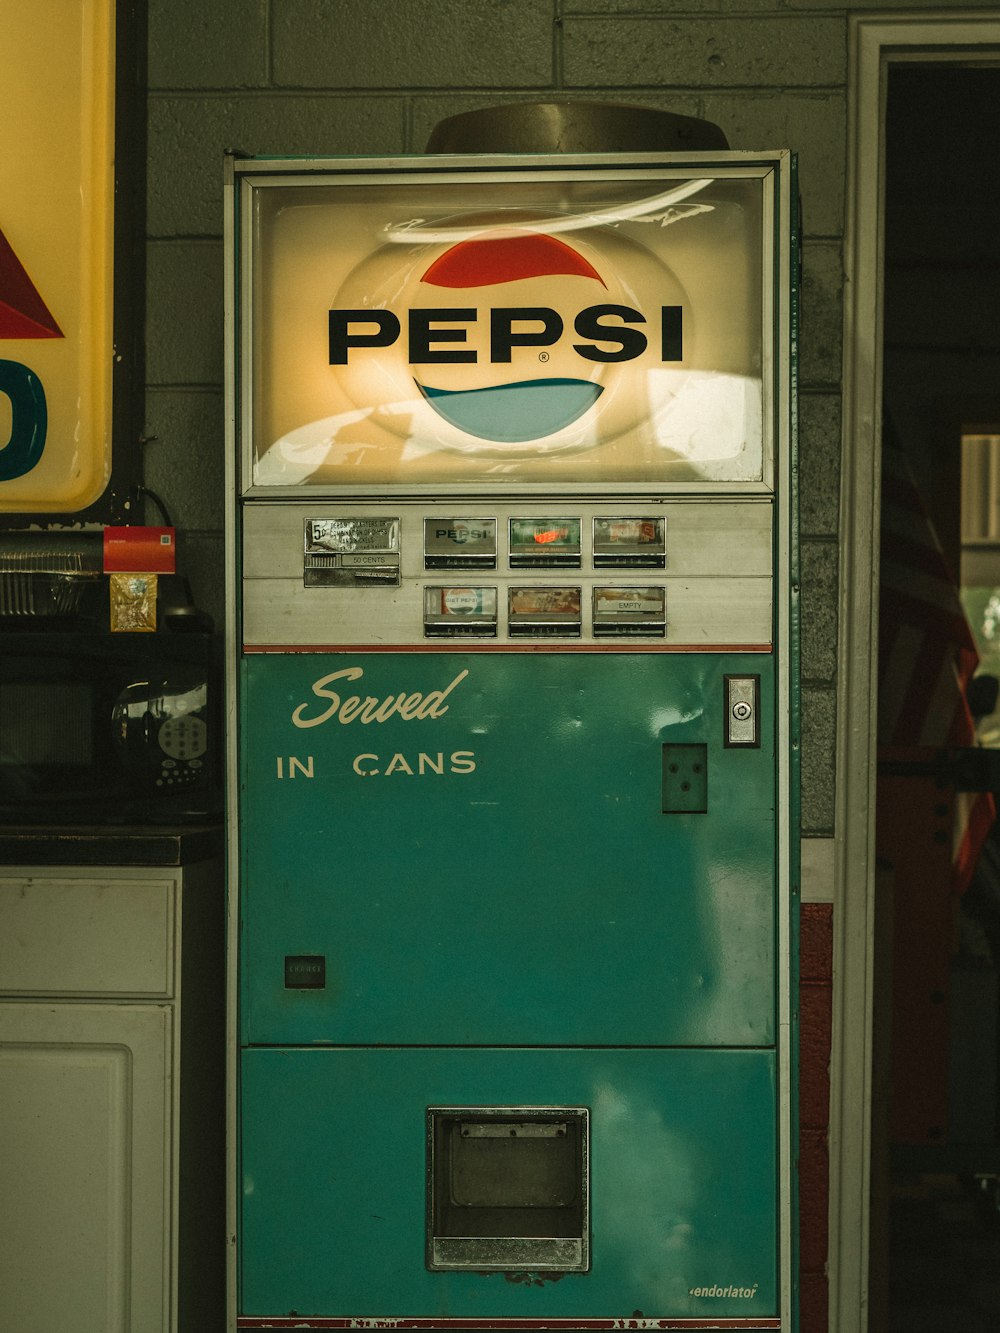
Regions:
[[237, 1320, 781, 1330], [242, 644, 774, 655]]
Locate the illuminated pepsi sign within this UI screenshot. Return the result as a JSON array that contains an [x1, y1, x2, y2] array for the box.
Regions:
[[242, 166, 770, 489], [329, 279, 683, 446]]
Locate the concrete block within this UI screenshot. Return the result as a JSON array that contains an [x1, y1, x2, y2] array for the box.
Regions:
[[148, 95, 405, 237], [562, 16, 846, 89], [146, 241, 225, 388], [702, 93, 846, 238], [149, 0, 268, 90], [801, 538, 839, 682], [798, 240, 843, 389], [802, 684, 836, 835], [142, 389, 226, 533], [799, 393, 841, 538], [272, 0, 553, 89]]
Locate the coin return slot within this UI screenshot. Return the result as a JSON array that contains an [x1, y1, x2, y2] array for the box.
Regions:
[[427, 1106, 589, 1272]]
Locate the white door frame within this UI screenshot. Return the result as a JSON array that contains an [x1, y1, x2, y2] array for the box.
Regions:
[[834, 11, 1000, 1333]]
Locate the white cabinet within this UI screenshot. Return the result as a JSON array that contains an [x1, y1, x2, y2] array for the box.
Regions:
[[0, 863, 223, 1333], [0, 1002, 171, 1332]]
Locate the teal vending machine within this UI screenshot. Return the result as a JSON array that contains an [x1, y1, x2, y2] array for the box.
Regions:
[[225, 150, 798, 1330]]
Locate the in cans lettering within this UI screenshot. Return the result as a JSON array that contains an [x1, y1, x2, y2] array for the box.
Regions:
[[292, 666, 468, 729], [352, 751, 477, 777]]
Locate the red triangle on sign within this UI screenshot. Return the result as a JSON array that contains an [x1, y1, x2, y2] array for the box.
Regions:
[[0, 225, 63, 339]]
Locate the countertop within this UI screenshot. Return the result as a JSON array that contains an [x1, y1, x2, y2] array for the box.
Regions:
[[0, 822, 225, 867]]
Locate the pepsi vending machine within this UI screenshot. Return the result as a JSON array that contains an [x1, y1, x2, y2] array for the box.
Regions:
[[225, 150, 798, 1330]]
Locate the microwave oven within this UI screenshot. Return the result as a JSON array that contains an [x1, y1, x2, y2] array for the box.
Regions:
[[0, 629, 221, 826]]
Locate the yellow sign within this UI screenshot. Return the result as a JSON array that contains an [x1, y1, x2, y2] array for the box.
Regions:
[[0, 0, 114, 511]]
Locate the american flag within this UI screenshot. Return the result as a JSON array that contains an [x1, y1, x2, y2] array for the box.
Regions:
[[878, 433, 995, 895]]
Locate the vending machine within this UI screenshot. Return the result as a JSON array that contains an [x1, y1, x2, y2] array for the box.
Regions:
[[225, 149, 798, 1330]]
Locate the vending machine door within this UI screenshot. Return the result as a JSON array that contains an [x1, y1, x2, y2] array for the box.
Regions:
[[240, 649, 776, 1049]]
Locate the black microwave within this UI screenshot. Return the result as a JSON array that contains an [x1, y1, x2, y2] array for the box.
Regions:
[[0, 630, 222, 825]]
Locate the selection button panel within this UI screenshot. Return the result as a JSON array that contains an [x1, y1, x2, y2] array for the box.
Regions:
[[243, 502, 773, 648]]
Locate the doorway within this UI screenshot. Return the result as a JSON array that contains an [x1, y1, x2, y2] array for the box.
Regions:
[[836, 16, 1000, 1333], [873, 63, 1000, 1333]]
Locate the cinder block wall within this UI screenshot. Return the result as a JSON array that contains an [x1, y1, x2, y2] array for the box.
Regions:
[[146, 0, 852, 835], [142, 4, 965, 1329]]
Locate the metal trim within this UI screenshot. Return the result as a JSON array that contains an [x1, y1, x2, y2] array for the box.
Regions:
[[222, 149, 242, 1333], [235, 1320, 783, 1330], [769, 150, 797, 1333], [231, 152, 785, 181], [241, 642, 773, 655]]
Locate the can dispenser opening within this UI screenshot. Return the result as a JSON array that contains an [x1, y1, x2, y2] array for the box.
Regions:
[[426, 1106, 590, 1272]]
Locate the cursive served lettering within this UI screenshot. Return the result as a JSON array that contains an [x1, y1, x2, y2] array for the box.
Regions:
[[291, 666, 469, 729]]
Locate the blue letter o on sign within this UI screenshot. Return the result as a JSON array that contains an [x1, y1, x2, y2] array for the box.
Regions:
[[0, 359, 47, 482]]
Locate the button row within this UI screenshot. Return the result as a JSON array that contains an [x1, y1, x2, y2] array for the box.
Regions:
[[302, 515, 666, 589], [423, 585, 666, 639], [425, 516, 665, 571]]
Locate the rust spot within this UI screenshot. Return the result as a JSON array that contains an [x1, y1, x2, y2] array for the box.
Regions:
[[502, 1269, 567, 1286]]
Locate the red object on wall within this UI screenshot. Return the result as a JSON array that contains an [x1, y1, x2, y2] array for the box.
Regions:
[[103, 526, 177, 574]]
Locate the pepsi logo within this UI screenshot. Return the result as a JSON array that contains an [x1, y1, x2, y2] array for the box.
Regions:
[[327, 212, 692, 456]]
